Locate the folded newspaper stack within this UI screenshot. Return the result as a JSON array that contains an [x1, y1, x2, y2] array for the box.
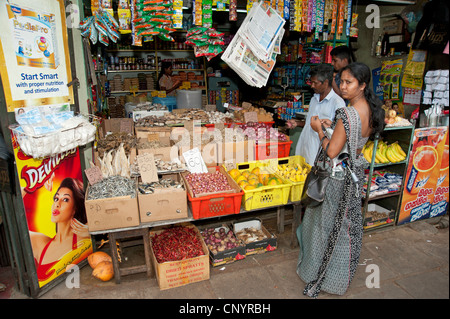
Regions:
[[221, 1, 285, 88]]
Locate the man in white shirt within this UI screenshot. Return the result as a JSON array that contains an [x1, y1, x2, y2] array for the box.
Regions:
[[287, 64, 345, 165]]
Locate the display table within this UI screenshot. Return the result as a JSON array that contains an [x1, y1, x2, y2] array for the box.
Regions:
[[89, 202, 303, 283]]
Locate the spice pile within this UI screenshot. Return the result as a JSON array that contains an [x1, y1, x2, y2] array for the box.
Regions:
[[184, 171, 232, 196], [151, 226, 205, 263]]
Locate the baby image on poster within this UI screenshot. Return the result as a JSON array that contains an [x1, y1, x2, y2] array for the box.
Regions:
[[7, 4, 59, 69]]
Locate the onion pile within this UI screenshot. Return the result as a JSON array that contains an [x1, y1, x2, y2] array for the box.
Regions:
[[240, 122, 288, 142], [200, 227, 241, 255], [185, 171, 232, 196]]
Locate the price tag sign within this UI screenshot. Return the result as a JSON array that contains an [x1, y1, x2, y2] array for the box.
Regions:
[[120, 120, 133, 134], [183, 148, 208, 173], [137, 153, 158, 183], [84, 166, 103, 185], [244, 111, 258, 123]]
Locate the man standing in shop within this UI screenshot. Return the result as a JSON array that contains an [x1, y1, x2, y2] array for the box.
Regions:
[[330, 45, 352, 97], [286, 64, 345, 165]]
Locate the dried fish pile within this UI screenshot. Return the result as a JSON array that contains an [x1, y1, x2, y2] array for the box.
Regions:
[[87, 176, 136, 200], [138, 178, 184, 194], [96, 143, 131, 178], [207, 111, 234, 124], [131, 157, 186, 176], [133, 102, 169, 112], [96, 132, 136, 158], [235, 227, 267, 244], [137, 139, 169, 150], [134, 109, 233, 127]]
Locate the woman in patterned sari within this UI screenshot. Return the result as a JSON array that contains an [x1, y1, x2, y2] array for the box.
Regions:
[[297, 62, 385, 298]]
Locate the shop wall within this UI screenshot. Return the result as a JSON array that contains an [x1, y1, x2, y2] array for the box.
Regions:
[[70, 0, 93, 168], [354, 3, 413, 118]]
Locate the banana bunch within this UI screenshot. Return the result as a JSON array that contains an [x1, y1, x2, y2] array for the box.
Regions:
[[362, 140, 407, 164], [277, 163, 309, 183]]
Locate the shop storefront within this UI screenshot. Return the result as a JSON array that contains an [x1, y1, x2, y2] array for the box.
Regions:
[[0, 0, 448, 298]]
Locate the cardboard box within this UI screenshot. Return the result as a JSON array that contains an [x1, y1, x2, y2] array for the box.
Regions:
[[177, 142, 218, 167], [364, 203, 395, 229], [85, 184, 140, 232], [135, 126, 172, 140], [137, 134, 179, 162], [149, 224, 210, 290], [138, 174, 188, 223], [217, 140, 255, 165], [99, 118, 134, 138], [233, 218, 277, 255], [199, 223, 246, 267]]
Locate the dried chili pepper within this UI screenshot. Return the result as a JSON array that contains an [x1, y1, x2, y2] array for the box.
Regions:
[[151, 226, 205, 263]]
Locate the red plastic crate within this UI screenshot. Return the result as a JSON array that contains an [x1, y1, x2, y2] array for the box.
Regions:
[[255, 140, 293, 160], [187, 190, 244, 219], [182, 166, 244, 219]]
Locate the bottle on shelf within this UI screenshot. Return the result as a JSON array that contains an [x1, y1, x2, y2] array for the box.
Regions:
[[381, 32, 389, 56], [375, 35, 382, 57]]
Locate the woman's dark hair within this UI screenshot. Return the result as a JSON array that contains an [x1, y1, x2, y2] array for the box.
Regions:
[[340, 62, 385, 136], [57, 177, 87, 224], [157, 62, 172, 90]]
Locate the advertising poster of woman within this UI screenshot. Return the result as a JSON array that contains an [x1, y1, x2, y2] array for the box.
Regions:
[[12, 136, 92, 288]]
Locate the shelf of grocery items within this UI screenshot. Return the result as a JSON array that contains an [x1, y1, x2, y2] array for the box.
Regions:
[[110, 90, 155, 94], [105, 69, 157, 73], [362, 124, 416, 231]]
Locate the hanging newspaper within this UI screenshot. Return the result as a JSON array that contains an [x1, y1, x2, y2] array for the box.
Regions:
[[222, 1, 285, 88]]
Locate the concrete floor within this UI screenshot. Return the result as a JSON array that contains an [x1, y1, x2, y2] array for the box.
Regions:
[[1, 214, 449, 300]]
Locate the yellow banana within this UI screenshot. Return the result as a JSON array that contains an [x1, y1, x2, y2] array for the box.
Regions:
[[363, 149, 372, 162], [376, 143, 389, 163], [386, 145, 400, 163], [392, 144, 405, 162], [364, 144, 374, 162], [394, 142, 407, 158]]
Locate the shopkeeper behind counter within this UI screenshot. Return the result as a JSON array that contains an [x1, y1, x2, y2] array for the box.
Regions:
[[158, 62, 181, 96]]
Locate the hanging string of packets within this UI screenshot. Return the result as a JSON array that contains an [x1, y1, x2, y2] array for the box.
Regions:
[[133, 0, 176, 41], [185, 27, 225, 61], [248, 0, 352, 38], [80, 9, 120, 46]]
